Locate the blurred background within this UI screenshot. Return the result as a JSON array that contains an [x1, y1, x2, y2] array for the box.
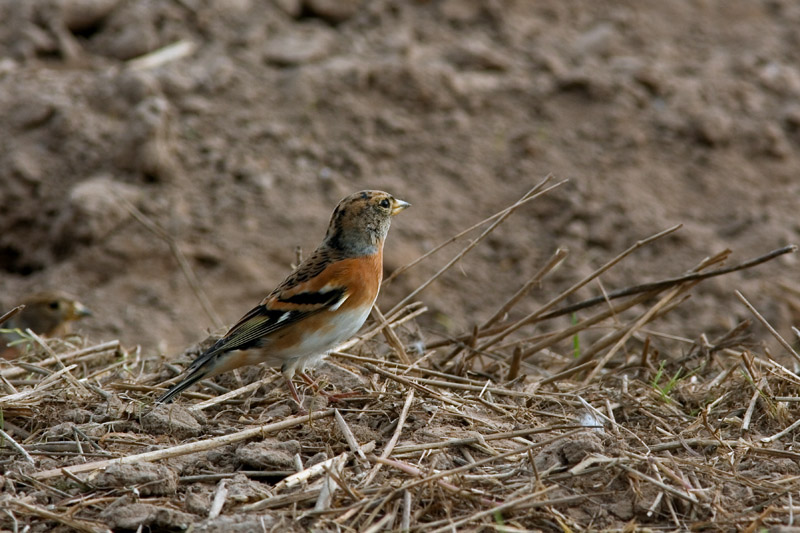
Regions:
[[1, 0, 798, 357]]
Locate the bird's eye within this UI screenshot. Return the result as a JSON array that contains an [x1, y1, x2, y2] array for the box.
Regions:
[[48, 301, 60, 310], [379, 199, 391, 209]]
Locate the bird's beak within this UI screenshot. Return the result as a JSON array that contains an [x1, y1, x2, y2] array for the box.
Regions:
[[72, 302, 93, 319], [391, 198, 411, 216]]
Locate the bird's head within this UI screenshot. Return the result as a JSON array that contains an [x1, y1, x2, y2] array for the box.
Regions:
[[10, 291, 92, 336], [325, 190, 410, 254]]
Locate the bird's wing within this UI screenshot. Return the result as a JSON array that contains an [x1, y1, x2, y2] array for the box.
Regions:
[[191, 253, 352, 367], [200, 288, 346, 358], [158, 257, 354, 404]]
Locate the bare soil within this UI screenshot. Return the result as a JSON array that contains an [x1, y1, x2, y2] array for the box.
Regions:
[[1, 0, 800, 531]]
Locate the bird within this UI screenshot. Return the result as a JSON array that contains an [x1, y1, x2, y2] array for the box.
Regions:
[[157, 190, 410, 407], [1, 291, 92, 359]]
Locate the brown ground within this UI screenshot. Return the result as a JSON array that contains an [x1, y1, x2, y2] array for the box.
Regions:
[[1, 0, 800, 531]]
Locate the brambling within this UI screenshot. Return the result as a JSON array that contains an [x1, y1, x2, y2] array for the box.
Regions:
[[1, 291, 92, 359], [158, 190, 410, 406]]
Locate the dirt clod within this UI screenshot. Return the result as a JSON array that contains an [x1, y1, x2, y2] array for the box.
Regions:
[[236, 439, 301, 469], [535, 431, 604, 472], [93, 463, 178, 496], [101, 502, 194, 530], [142, 403, 203, 439]]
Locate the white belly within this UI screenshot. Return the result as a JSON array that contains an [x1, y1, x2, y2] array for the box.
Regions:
[[280, 306, 373, 376]]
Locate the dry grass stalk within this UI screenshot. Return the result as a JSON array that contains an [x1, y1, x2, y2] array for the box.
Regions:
[[208, 479, 228, 519], [581, 283, 694, 384], [523, 289, 660, 365], [535, 244, 795, 321], [334, 408, 368, 462], [736, 290, 800, 365], [476, 224, 683, 352], [391, 425, 577, 455], [443, 246, 568, 368], [427, 244, 795, 352], [120, 195, 223, 329], [0, 304, 24, 326], [0, 364, 79, 406], [362, 388, 415, 487], [426, 486, 553, 533], [187, 374, 279, 411], [386, 178, 566, 316], [33, 409, 335, 480], [371, 306, 411, 365], [1, 340, 120, 379], [364, 363, 461, 407], [4, 191, 800, 532], [127, 39, 197, 70], [383, 175, 560, 286], [0, 427, 34, 463], [482, 247, 569, 330], [7, 498, 110, 533], [26, 328, 90, 395]]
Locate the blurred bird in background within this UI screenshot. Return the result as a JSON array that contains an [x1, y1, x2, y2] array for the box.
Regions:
[[1, 291, 92, 359]]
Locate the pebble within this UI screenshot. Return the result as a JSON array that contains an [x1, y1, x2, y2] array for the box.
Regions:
[[264, 24, 337, 66]]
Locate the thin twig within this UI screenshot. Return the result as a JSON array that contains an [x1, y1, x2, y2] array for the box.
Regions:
[[9, 498, 110, 533], [0, 427, 35, 463], [761, 417, 800, 443], [33, 409, 336, 480], [523, 289, 661, 363], [0, 364, 79, 406], [25, 328, 89, 395], [618, 463, 701, 506], [482, 247, 569, 330], [365, 363, 461, 406], [0, 305, 24, 327], [127, 39, 197, 70], [372, 306, 411, 365], [208, 479, 228, 519], [120, 196, 223, 328], [536, 245, 796, 321], [383, 175, 559, 285], [391, 425, 578, 455], [741, 378, 764, 432], [428, 488, 584, 533], [428, 244, 795, 350], [393, 430, 581, 496], [362, 389, 415, 486], [736, 290, 800, 365], [477, 224, 683, 351], [335, 409, 367, 462], [582, 283, 692, 384], [1, 340, 120, 379], [187, 375, 279, 411], [386, 179, 566, 317]]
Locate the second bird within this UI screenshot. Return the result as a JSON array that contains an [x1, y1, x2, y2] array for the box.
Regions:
[[158, 190, 410, 406]]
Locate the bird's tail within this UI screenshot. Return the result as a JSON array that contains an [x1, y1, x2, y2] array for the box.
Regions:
[[156, 369, 209, 404], [156, 345, 231, 404]]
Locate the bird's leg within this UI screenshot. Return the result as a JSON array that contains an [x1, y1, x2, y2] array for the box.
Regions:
[[286, 377, 307, 413], [298, 371, 358, 401]]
